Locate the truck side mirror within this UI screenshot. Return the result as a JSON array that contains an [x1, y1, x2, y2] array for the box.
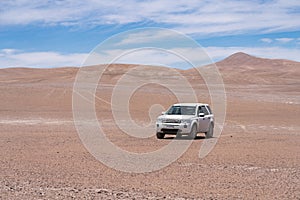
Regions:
[[198, 113, 205, 117], [161, 111, 166, 115]]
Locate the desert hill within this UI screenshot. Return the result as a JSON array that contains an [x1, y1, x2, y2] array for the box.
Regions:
[[215, 52, 300, 85], [1, 52, 299, 86], [1, 52, 299, 114]]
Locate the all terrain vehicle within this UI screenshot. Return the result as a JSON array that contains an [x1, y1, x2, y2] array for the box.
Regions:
[[156, 103, 214, 139]]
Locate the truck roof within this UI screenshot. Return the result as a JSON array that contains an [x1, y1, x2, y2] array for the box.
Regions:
[[173, 103, 209, 107]]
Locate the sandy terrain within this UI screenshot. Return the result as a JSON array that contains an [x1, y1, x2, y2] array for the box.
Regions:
[[0, 52, 299, 199]]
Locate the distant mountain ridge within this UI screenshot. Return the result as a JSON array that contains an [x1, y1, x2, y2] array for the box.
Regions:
[[216, 52, 299, 67], [1, 52, 299, 86], [211, 52, 300, 85]]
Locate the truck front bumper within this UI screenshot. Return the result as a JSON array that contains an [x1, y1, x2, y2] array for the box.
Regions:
[[156, 123, 192, 134]]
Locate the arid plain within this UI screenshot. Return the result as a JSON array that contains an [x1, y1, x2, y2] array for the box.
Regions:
[[0, 52, 299, 199]]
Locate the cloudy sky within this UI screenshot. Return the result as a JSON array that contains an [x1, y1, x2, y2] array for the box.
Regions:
[[0, 0, 300, 68]]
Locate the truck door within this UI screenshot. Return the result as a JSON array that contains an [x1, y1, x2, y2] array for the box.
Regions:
[[198, 106, 210, 132]]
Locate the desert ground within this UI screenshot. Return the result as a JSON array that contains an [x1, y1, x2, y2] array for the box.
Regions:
[[0, 52, 299, 199]]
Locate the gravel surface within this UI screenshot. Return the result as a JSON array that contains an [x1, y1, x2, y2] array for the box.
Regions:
[[1, 63, 299, 199]]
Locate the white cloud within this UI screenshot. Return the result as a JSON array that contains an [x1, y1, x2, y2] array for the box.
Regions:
[[115, 29, 181, 46], [0, 49, 88, 68], [261, 37, 300, 44], [2, 47, 199, 69], [116, 48, 212, 68], [261, 38, 273, 43], [275, 38, 294, 43], [84, 47, 212, 69], [1, 0, 300, 36], [0, 49, 19, 54]]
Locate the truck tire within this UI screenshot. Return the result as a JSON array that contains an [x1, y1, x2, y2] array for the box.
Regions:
[[189, 124, 197, 139], [205, 123, 214, 138], [156, 132, 165, 139]]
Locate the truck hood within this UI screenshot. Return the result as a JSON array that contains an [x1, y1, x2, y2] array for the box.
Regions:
[[158, 115, 195, 120]]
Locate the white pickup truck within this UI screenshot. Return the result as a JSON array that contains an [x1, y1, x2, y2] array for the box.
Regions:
[[156, 103, 214, 139]]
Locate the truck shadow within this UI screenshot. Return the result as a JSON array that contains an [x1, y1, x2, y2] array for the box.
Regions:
[[163, 135, 206, 140]]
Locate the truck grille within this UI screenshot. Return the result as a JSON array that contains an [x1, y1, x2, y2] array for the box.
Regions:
[[163, 119, 181, 123], [161, 128, 180, 134]]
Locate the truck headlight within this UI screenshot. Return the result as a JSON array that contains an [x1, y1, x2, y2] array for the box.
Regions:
[[156, 118, 163, 123], [181, 119, 191, 124]]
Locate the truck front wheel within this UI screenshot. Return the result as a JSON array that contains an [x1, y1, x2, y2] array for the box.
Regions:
[[189, 124, 197, 139], [156, 132, 165, 139], [205, 123, 214, 138]]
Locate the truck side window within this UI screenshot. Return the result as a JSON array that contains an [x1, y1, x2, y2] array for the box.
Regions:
[[201, 106, 209, 115], [197, 106, 203, 115], [206, 106, 212, 114]]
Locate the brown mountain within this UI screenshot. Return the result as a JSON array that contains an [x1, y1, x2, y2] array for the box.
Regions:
[[214, 52, 300, 85], [1, 52, 299, 85]]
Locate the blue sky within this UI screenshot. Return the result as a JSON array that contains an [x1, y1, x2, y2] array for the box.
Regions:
[[0, 0, 300, 68]]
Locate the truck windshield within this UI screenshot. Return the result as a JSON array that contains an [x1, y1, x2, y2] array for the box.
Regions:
[[166, 106, 196, 115]]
